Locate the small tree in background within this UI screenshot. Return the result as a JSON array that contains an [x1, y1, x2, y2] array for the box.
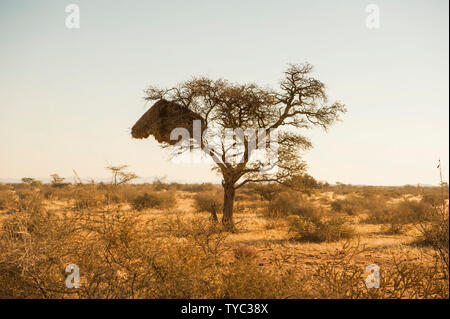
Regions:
[[50, 174, 67, 188], [106, 165, 138, 186], [21, 177, 42, 187]]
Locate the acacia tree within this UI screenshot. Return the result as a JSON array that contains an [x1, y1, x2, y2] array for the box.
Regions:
[[144, 63, 346, 229], [106, 165, 138, 186]]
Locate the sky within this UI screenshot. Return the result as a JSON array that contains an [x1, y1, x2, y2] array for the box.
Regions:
[[0, 0, 448, 185]]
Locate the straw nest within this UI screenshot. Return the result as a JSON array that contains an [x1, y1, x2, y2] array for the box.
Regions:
[[131, 99, 205, 145]]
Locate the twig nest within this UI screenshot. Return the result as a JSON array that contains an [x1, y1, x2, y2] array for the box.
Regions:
[[131, 99, 205, 145]]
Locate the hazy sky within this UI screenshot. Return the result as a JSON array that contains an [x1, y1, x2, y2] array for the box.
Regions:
[[0, 0, 448, 185]]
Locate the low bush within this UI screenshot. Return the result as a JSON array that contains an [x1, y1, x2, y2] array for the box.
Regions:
[[266, 191, 301, 218], [290, 202, 322, 219], [331, 198, 360, 215], [288, 215, 354, 242], [252, 183, 283, 202], [15, 189, 43, 214], [73, 185, 105, 210], [0, 189, 15, 210], [132, 191, 176, 211], [0, 208, 303, 298], [313, 241, 449, 298], [365, 199, 432, 234], [416, 205, 449, 281], [178, 183, 217, 193], [193, 191, 223, 221]]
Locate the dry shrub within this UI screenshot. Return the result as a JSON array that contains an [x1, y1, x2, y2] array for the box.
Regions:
[[380, 219, 405, 235], [396, 200, 432, 223], [132, 191, 176, 211], [193, 190, 223, 221], [0, 189, 15, 211], [1, 182, 447, 299], [73, 185, 104, 210], [377, 202, 412, 234], [422, 193, 442, 206], [313, 241, 366, 298], [266, 191, 301, 218], [264, 218, 285, 230], [313, 241, 449, 299], [1, 200, 447, 299], [178, 183, 217, 193], [252, 183, 283, 202], [187, 218, 229, 257], [151, 216, 229, 257], [233, 245, 258, 263], [417, 209, 449, 254], [39, 184, 73, 201], [220, 261, 301, 299], [331, 198, 361, 215], [332, 195, 391, 217], [15, 189, 43, 214], [113, 184, 154, 202], [288, 215, 354, 243], [416, 204, 449, 283], [364, 204, 391, 224], [0, 207, 303, 299], [0, 208, 83, 298], [290, 201, 322, 218], [365, 199, 432, 234], [234, 191, 255, 203]]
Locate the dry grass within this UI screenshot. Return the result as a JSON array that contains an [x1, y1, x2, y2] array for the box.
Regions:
[[0, 182, 448, 299]]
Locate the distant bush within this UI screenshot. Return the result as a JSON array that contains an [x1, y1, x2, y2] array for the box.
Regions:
[[365, 199, 432, 234], [252, 183, 283, 202], [152, 177, 170, 191], [290, 202, 322, 219], [15, 189, 43, 214], [422, 193, 442, 206], [380, 217, 406, 234], [418, 214, 449, 250], [21, 178, 43, 188], [364, 204, 391, 224], [288, 215, 354, 243], [132, 191, 175, 211], [178, 183, 217, 193], [234, 192, 254, 202], [73, 185, 104, 210], [266, 191, 301, 218], [193, 191, 223, 221], [0, 189, 15, 210], [331, 198, 360, 215], [39, 184, 73, 201], [416, 205, 449, 278], [396, 200, 431, 223]]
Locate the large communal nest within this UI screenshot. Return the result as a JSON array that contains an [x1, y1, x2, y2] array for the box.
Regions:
[[131, 99, 205, 145]]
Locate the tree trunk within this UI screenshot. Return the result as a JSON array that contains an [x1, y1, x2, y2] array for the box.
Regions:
[[222, 182, 235, 230]]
